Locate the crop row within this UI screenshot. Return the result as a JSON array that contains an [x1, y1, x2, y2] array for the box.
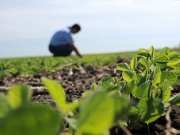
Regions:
[[0, 54, 122, 78]]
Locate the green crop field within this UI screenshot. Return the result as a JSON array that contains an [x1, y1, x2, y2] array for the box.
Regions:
[[0, 50, 139, 78], [1, 46, 180, 135]]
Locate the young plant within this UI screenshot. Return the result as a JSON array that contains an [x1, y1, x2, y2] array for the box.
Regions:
[[0, 84, 63, 135], [42, 78, 131, 135], [117, 46, 180, 125]]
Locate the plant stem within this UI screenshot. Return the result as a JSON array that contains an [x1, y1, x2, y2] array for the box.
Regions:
[[165, 107, 172, 135], [147, 123, 150, 135], [118, 122, 132, 135]]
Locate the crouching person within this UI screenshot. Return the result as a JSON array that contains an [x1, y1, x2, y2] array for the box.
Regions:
[[49, 24, 83, 58]]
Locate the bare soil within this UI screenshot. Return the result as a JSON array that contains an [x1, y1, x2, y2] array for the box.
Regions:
[[0, 58, 180, 135]]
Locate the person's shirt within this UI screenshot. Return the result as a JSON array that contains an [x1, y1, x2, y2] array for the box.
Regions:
[[50, 27, 73, 46]]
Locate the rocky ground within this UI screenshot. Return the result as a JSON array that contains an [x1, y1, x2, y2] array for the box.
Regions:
[[0, 58, 180, 135]]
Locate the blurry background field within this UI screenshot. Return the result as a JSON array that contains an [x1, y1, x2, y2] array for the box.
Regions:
[[0, 50, 137, 78]]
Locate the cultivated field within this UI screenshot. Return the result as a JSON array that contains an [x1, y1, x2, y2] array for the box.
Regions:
[[0, 46, 180, 135]]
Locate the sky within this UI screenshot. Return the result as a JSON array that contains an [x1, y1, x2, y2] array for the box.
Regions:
[[0, 0, 180, 58]]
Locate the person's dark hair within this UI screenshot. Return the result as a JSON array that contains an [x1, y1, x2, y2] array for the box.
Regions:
[[72, 24, 81, 31]]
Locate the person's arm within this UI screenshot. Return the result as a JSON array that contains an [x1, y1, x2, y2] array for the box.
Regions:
[[69, 43, 83, 58]]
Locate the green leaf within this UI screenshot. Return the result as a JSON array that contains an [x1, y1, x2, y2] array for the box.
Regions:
[[168, 52, 180, 60], [62, 101, 80, 113], [65, 117, 78, 130], [90, 82, 97, 91], [161, 80, 171, 103], [0, 93, 10, 118], [42, 78, 79, 113], [132, 74, 144, 84], [139, 58, 149, 68], [137, 98, 164, 123], [128, 106, 139, 122], [122, 70, 136, 82], [137, 52, 151, 58], [171, 70, 180, 76], [155, 54, 169, 64], [139, 48, 148, 53], [117, 63, 130, 71], [98, 77, 121, 92], [113, 77, 121, 85], [112, 95, 131, 122], [0, 104, 62, 135], [130, 57, 137, 70], [157, 47, 170, 55], [150, 85, 161, 99], [152, 66, 161, 84], [7, 67, 18, 74], [122, 81, 136, 95], [135, 81, 152, 99], [7, 85, 32, 109], [149, 46, 155, 58], [42, 77, 66, 105], [82, 90, 91, 99], [167, 57, 180, 66], [118, 81, 126, 90], [77, 91, 114, 134], [169, 93, 180, 106], [160, 71, 177, 85]]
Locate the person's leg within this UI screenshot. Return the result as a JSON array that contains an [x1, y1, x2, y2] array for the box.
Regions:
[[49, 44, 73, 57], [49, 45, 58, 56]]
